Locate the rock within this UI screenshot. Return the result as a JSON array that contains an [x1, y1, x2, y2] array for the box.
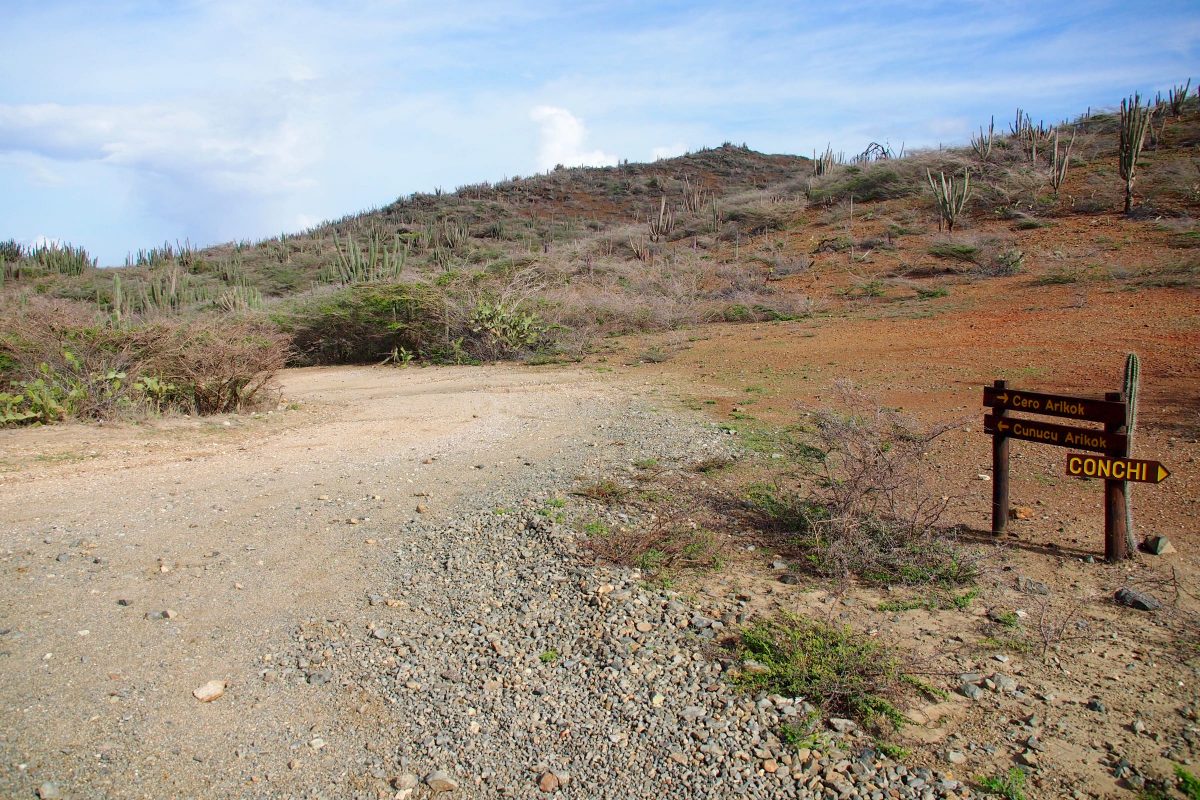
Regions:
[[829, 718, 857, 734], [762, 758, 779, 773], [1018, 751, 1039, 767], [992, 673, 1018, 693], [668, 751, 688, 765], [392, 774, 419, 790], [416, 504, 428, 514], [538, 772, 560, 792], [424, 771, 458, 792], [771, 560, 788, 570], [37, 782, 62, 799], [309, 737, 326, 750], [961, 683, 985, 701], [946, 750, 966, 765], [1143, 535, 1176, 555], [635, 622, 654, 633], [778, 573, 801, 585], [1016, 576, 1050, 595], [192, 680, 226, 702], [1087, 698, 1108, 713], [1114, 587, 1162, 612], [742, 659, 771, 675], [56, 553, 70, 563], [1009, 506, 1035, 520]]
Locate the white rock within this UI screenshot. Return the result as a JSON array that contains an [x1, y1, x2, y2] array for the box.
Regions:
[[192, 680, 226, 702]]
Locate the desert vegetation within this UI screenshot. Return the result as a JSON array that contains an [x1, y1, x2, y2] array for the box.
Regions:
[[2, 85, 1197, 426]]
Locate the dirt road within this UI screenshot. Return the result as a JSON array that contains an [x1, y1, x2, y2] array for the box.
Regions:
[[0, 366, 698, 799]]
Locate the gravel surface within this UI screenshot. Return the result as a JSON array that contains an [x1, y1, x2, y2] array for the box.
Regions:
[[0, 365, 968, 799]]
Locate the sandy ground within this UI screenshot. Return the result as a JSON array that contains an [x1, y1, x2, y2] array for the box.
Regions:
[[0, 366, 661, 799]]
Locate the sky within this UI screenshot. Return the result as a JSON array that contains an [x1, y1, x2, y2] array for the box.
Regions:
[[2, 0, 1198, 266]]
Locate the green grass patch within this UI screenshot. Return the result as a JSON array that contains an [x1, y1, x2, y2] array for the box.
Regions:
[[539, 649, 560, 663], [928, 242, 980, 263], [733, 616, 909, 732], [977, 767, 1028, 800]]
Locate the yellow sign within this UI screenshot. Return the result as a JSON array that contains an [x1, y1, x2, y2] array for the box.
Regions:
[[1066, 454, 1170, 484]]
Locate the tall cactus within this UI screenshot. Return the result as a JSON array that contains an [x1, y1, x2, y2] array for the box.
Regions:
[[1122, 353, 1140, 555], [926, 169, 972, 232], [1119, 94, 1151, 214]]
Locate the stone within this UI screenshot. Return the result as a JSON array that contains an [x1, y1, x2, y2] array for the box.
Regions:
[[1017, 751, 1039, 767], [829, 718, 857, 734], [392, 774, 420, 790], [1087, 698, 1107, 713], [192, 680, 226, 702], [425, 771, 458, 792], [37, 782, 62, 799], [1009, 506, 1035, 520], [1016, 576, 1050, 595], [1143, 536, 1176, 555], [762, 758, 779, 773], [538, 772, 560, 792], [778, 574, 802, 585], [669, 751, 688, 765], [742, 659, 771, 675], [946, 751, 966, 765], [635, 622, 654, 633], [416, 504, 428, 514], [1114, 587, 1162, 612], [309, 737, 326, 750], [960, 683, 985, 701], [992, 673, 1018, 693]]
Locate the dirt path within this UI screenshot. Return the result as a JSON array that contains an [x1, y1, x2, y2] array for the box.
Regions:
[[0, 366, 682, 799]]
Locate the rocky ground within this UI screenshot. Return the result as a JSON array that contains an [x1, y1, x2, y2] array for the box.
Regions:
[[0, 365, 971, 800]]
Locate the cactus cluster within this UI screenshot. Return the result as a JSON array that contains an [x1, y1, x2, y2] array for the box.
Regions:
[[1119, 94, 1152, 214], [323, 231, 409, 285], [926, 169, 972, 232]]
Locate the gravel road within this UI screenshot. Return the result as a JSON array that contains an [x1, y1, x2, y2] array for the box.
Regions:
[[0, 365, 967, 799]]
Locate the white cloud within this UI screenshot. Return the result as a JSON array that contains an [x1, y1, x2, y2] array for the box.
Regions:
[[530, 106, 617, 171], [0, 102, 319, 195]]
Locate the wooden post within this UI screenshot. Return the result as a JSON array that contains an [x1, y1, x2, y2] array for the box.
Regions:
[[1104, 390, 1130, 561], [991, 380, 1010, 536]]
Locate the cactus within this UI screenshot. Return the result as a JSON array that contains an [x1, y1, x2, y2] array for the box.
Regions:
[[1168, 79, 1192, 115], [926, 169, 972, 232], [812, 145, 835, 177], [970, 116, 994, 165], [1122, 353, 1140, 555], [1119, 94, 1151, 214], [647, 196, 675, 242], [1049, 127, 1076, 197]]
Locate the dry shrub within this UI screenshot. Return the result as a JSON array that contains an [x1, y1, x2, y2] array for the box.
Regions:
[[0, 297, 287, 423], [773, 384, 976, 586], [145, 317, 288, 414]]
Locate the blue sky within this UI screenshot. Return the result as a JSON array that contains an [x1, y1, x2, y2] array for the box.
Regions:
[[2, 0, 1197, 265]]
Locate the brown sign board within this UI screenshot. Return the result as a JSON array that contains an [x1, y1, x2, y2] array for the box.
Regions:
[[1066, 454, 1170, 484], [983, 414, 1126, 454], [983, 386, 1126, 424]]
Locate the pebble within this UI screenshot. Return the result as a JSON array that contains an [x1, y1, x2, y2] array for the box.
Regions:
[[37, 782, 62, 799], [424, 770, 459, 792], [191, 680, 226, 703]]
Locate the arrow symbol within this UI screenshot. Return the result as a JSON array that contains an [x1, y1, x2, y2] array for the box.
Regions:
[[995, 392, 1009, 403], [1158, 465, 1170, 482], [997, 421, 1009, 432]]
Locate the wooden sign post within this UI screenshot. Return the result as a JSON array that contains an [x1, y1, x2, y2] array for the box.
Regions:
[[982, 378, 1168, 562]]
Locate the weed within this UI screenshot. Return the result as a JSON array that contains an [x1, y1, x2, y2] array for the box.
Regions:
[[1034, 270, 1079, 285], [634, 457, 660, 469], [573, 478, 627, 502], [875, 742, 911, 760], [692, 456, 733, 473], [733, 615, 909, 732], [928, 242, 980, 263], [635, 549, 667, 571], [1176, 765, 1200, 800], [539, 649, 560, 663], [582, 519, 609, 536], [977, 767, 1028, 800], [916, 287, 949, 299]]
